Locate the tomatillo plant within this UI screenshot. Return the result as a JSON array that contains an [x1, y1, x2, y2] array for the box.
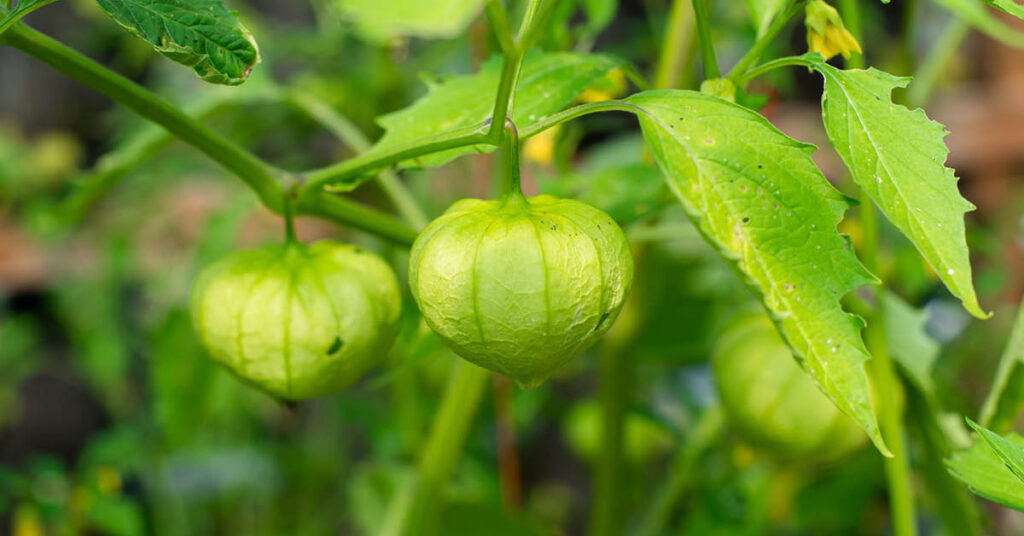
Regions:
[[4, 0, 1024, 533]]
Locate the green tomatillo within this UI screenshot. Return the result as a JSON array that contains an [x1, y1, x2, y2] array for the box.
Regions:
[[712, 312, 867, 461], [408, 126, 633, 387], [190, 240, 402, 401]]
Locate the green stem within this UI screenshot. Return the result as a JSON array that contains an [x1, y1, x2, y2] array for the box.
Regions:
[[285, 89, 430, 230], [488, 51, 525, 139], [838, 0, 864, 68], [654, 0, 697, 89], [379, 361, 490, 536], [498, 120, 525, 203], [732, 55, 813, 87], [859, 192, 917, 536], [979, 298, 1024, 432], [727, 0, 804, 84], [588, 339, 631, 536], [294, 190, 418, 246], [636, 407, 725, 536], [519, 100, 643, 139], [299, 124, 492, 194], [2, 22, 285, 213], [905, 19, 969, 108], [690, 0, 719, 79], [485, 0, 516, 55]]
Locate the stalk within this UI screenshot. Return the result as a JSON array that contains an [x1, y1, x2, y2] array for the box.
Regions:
[[690, 0, 719, 79]]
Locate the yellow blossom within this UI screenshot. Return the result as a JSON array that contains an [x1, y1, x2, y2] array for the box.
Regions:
[[805, 0, 863, 60]]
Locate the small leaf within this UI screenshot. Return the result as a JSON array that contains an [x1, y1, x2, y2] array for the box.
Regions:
[[799, 53, 988, 319], [933, 0, 1024, 47], [335, 0, 484, 42], [625, 89, 888, 454], [987, 0, 1024, 19], [367, 53, 621, 172], [949, 420, 1024, 511], [94, 0, 260, 85]]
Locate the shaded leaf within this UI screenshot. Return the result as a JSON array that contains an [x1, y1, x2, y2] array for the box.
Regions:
[[94, 0, 260, 85], [883, 291, 940, 398], [625, 89, 887, 454], [799, 54, 987, 319], [968, 418, 1024, 481], [368, 53, 621, 172]]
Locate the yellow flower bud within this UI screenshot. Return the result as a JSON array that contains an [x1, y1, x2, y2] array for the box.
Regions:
[[805, 0, 862, 60]]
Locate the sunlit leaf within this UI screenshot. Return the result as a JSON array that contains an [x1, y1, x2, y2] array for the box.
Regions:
[[94, 0, 260, 85], [798, 54, 987, 319], [948, 420, 1024, 511], [625, 89, 887, 454], [335, 0, 484, 42], [367, 53, 621, 173]]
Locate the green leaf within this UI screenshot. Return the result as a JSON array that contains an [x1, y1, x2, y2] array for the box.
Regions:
[[799, 54, 987, 319], [949, 420, 1024, 511], [968, 418, 1024, 481], [368, 52, 621, 172], [0, 0, 60, 36], [987, 0, 1024, 18], [335, 0, 484, 42], [933, 0, 1024, 47], [980, 300, 1024, 432], [94, 0, 260, 85], [625, 89, 888, 455], [883, 292, 940, 398]]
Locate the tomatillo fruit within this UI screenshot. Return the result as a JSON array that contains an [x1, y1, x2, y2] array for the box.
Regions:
[[712, 313, 867, 461], [409, 194, 633, 387], [191, 240, 401, 401]]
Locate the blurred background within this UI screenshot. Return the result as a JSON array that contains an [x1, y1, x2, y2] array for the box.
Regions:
[[1, 0, 1024, 534]]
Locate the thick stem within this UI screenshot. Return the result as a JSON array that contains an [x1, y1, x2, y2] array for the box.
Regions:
[[379, 361, 490, 536], [300, 124, 492, 195], [690, 0, 719, 79], [654, 0, 697, 89], [2, 23, 286, 213], [727, 0, 804, 85], [979, 298, 1024, 431], [285, 90, 430, 230], [294, 190, 418, 246], [498, 120, 525, 203], [860, 192, 918, 536]]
